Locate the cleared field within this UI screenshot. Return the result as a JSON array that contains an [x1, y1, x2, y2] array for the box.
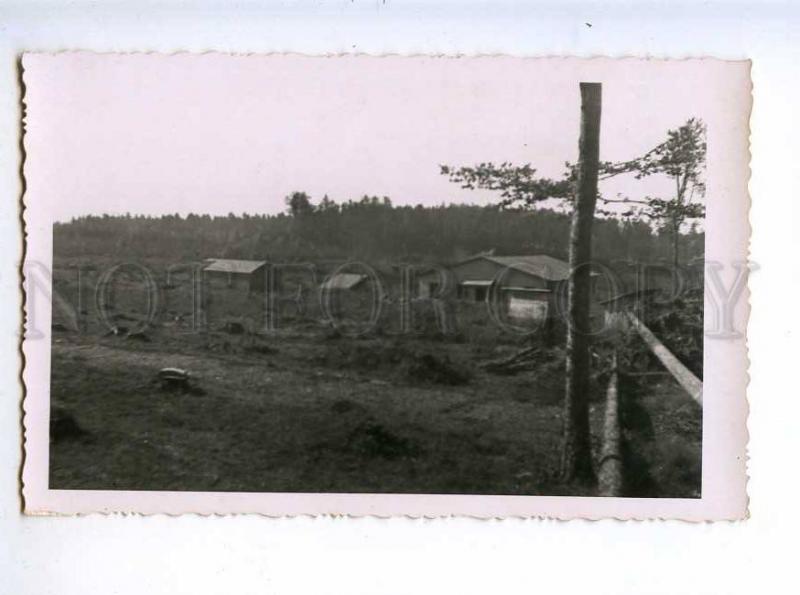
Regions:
[[50, 330, 588, 495], [48, 261, 701, 497]]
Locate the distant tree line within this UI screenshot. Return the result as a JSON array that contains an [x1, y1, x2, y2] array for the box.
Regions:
[[53, 196, 703, 266]]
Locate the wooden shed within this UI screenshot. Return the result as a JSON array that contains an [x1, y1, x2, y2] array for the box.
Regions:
[[319, 272, 374, 320], [203, 259, 268, 293], [417, 254, 571, 320]]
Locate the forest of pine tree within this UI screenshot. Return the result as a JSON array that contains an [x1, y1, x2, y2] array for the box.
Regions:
[[53, 194, 704, 267]]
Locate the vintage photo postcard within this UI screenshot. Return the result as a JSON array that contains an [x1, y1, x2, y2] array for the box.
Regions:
[[20, 53, 750, 519]]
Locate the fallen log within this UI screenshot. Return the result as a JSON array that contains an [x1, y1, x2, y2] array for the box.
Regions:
[[626, 312, 703, 406]]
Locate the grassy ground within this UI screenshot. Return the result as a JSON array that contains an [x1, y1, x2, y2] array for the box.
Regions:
[[50, 331, 593, 495], [48, 261, 701, 497]]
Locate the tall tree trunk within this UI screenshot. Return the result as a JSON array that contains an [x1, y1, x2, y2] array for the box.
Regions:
[[561, 82, 602, 483], [672, 219, 680, 269]]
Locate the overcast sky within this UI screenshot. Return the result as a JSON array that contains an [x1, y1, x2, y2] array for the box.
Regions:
[[22, 53, 746, 222]]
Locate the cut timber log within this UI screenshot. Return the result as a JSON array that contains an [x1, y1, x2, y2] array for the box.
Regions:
[[598, 352, 623, 497], [625, 312, 703, 406]]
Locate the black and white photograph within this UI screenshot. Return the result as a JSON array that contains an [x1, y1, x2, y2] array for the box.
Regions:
[[10, 2, 800, 595], [20, 53, 749, 517]]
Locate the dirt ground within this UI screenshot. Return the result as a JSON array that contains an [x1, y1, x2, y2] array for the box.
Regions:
[[47, 262, 702, 497]]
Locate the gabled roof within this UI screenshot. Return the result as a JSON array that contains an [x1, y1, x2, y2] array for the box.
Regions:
[[458, 254, 571, 282], [204, 259, 267, 274], [320, 273, 368, 290]]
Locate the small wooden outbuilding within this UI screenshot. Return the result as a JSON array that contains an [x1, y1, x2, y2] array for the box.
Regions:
[[319, 272, 374, 320], [203, 259, 268, 292]]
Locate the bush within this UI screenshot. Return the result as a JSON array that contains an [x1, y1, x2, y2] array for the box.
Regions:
[[400, 351, 471, 386]]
